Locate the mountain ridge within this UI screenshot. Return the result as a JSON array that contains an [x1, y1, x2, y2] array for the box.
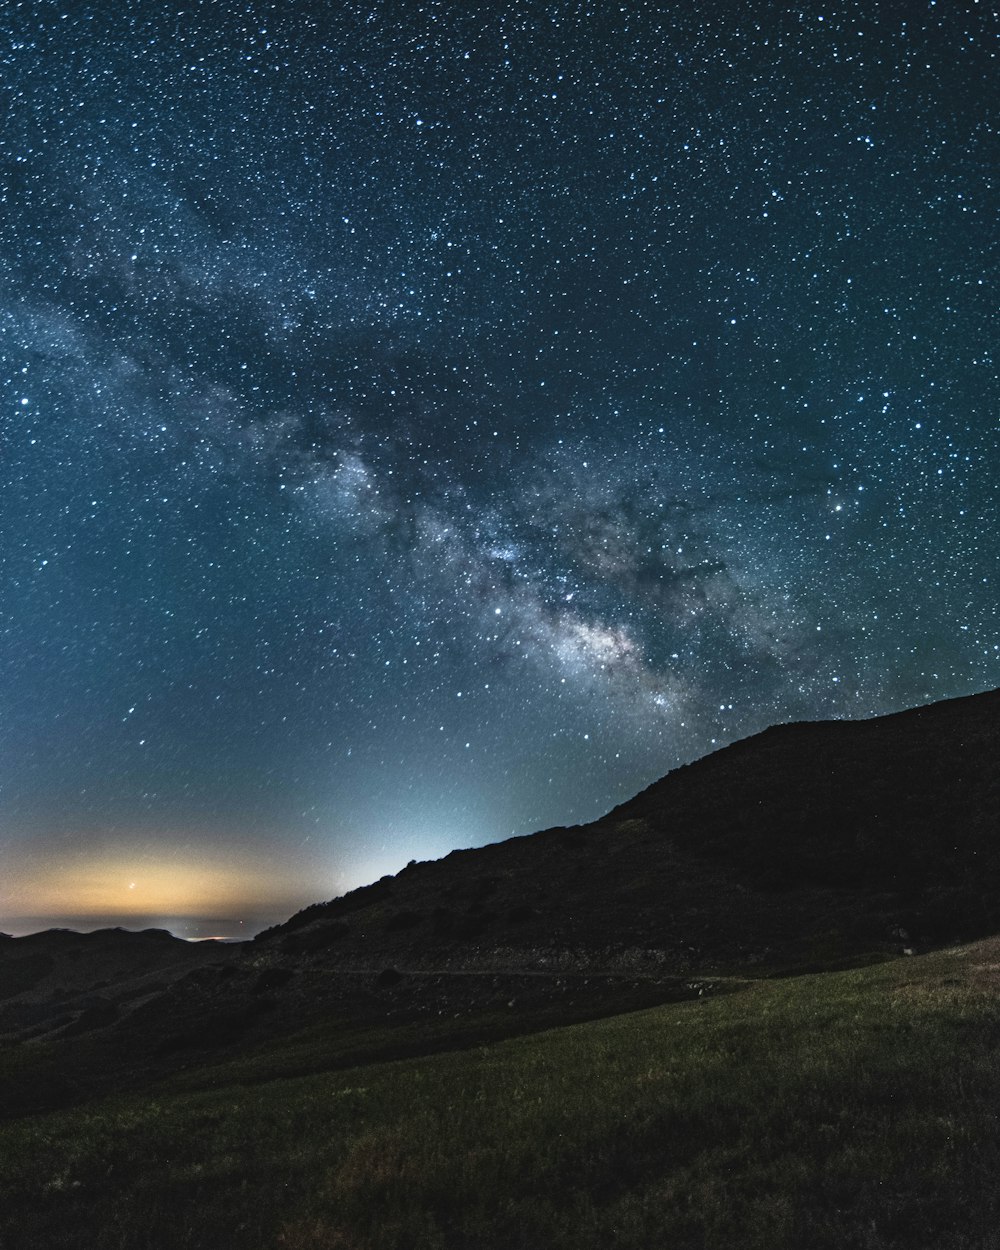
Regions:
[[2, 687, 997, 1118], [255, 685, 1000, 970]]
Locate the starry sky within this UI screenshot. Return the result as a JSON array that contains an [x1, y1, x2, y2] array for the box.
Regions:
[[1, 0, 996, 938]]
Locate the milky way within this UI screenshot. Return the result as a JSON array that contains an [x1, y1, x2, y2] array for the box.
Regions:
[[1, 1, 996, 935]]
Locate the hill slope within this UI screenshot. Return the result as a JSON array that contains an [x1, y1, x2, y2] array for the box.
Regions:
[[257, 687, 1000, 973], [5, 940, 1000, 1249], [0, 927, 228, 1031], [2, 688, 996, 1115]]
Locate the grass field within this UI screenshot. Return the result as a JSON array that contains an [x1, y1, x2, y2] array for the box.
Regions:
[[4, 942, 1000, 1249]]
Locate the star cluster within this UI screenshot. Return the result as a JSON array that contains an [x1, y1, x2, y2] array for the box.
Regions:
[[1, 0, 996, 935]]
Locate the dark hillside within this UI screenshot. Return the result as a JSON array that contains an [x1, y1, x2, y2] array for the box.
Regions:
[[613, 688, 999, 893], [258, 688, 1000, 973], [0, 927, 227, 1003], [3, 689, 997, 1118], [0, 928, 229, 1043]]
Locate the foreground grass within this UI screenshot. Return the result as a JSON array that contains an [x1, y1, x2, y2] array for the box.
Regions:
[[3, 945, 1000, 1249]]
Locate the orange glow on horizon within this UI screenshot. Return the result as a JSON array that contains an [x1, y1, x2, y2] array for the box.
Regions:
[[1, 844, 323, 920]]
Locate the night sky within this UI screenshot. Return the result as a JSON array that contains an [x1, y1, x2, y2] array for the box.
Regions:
[[1, 1, 996, 938]]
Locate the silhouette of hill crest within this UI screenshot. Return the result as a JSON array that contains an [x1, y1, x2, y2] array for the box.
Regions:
[[2, 688, 997, 1118], [257, 687, 1000, 970]]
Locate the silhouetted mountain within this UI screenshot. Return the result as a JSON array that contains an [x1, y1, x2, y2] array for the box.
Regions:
[[3, 688, 998, 1118], [0, 926, 228, 1038], [257, 687, 1000, 973]]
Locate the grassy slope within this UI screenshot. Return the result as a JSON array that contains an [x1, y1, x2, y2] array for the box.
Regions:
[[4, 944, 1000, 1250]]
